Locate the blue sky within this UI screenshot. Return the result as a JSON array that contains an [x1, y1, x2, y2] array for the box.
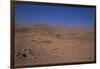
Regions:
[[15, 4, 95, 29]]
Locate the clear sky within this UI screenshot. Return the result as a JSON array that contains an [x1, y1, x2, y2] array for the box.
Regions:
[[15, 3, 95, 29]]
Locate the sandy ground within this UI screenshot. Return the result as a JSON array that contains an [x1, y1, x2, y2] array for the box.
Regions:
[[14, 24, 95, 67]]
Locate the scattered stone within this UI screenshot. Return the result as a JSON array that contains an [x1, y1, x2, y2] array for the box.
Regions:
[[22, 53, 27, 57], [43, 40, 52, 43], [32, 39, 36, 42], [52, 48, 58, 50], [88, 57, 92, 59]]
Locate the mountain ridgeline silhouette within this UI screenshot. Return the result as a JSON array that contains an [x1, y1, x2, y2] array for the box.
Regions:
[[15, 24, 58, 35]]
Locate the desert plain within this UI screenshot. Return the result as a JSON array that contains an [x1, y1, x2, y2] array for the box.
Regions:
[[14, 24, 95, 67]]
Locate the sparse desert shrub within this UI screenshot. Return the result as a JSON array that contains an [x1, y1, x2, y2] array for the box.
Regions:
[[70, 33, 75, 35], [52, 48, 58, 50], [43, 40, 52, 43], [88, 32, 94, 34], [31, 39, 36, 42], [56, 34, 61, 38]]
